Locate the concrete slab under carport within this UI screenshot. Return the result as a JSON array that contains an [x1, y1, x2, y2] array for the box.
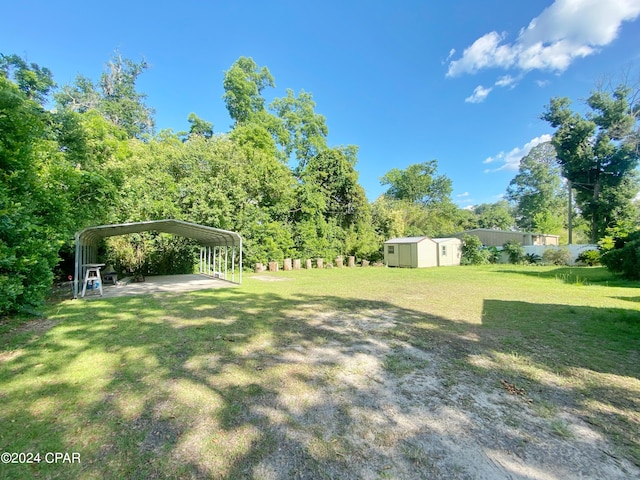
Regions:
[[80, 274, 237, 299]]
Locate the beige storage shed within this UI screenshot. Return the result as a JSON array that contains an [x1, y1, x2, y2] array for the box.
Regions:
[[433, 238, 463, 266], [384, 236, 461, 268]]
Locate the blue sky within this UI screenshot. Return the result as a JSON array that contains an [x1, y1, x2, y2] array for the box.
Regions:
[[2, 0, 639, 206]]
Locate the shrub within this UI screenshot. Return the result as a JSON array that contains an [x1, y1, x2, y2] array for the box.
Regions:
[[486, 246, 501, 264], [503, 240, 525, 264], [461, 234, 490, 265], [542, 248, 571, 266], [576, 249, 600, 266], [600, 230, 640, 280], [525, 253, 542, 264]]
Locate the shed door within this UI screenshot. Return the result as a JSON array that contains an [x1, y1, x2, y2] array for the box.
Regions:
[[398, 244, 413, 267]]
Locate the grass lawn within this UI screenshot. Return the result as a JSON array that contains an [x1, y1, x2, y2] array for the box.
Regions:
[[0, 265, 639, 479]]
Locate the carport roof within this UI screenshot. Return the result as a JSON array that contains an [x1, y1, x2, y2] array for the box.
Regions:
[[76, 219, 242, 247]]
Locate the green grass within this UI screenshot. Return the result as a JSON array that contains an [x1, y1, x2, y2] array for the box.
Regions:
[[383, 350, 429, 376], [0, 265, 639, 478]]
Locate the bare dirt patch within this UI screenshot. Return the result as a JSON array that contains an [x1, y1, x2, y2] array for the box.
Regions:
[[239, 309, 639, 480], [14, 317, 58, 335]]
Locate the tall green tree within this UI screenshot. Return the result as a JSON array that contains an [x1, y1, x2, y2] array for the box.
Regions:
[[380, 160, 452, 206], [0, 74, 54, 313], [0, 53, 56, 104], [186, 112, 213, 139], [222, 57, 290, 163], [269, 88, 328, 168], [0, 71, 117, 312], [506, 142, 566, 232], [99, 53, 155, 138], [370, 196, 463, 239], [474, 200, 515, 230], [222, 57, 275, 125], [55, 52, 155, 139], [300, 147, 368, 227], [542, 85, 639, 241], [376, 160, 460, 239], [291, 147, 373, 259], [54, 74, 101, 113]]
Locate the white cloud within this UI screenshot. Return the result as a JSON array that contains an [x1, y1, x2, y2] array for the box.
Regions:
[[447, 31, 514, 77], [445, 48, 456, 62], [536, 79, 551, 87], [455, 192, 476, 207], [484, 134, 553, 173], [495, 74, 518, 88], [465, 85, 493, 103], [447, 0, 640, 78], [467, 75, 522, 105], [483, 152, 504, 164]]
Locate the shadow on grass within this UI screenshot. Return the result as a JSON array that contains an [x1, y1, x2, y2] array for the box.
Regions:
[[0, 287, 639, 478], [481, 299, 640, 466], [496, 266, 640, 287], [611, 296, 640, 303]]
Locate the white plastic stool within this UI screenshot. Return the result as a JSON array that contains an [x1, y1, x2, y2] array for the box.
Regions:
[[81, 264, 105, 297]]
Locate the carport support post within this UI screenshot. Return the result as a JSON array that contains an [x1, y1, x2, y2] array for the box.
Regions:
[[231, 246, 235, 282], [225, 246, 228, 279], [73, 232, 80, 298]]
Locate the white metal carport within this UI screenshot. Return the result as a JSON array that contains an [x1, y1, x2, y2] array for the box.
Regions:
[[74, 219, 242, 298]]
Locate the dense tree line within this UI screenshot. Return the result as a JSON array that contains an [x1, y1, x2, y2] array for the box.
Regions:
[[1, 52, 638, 313]]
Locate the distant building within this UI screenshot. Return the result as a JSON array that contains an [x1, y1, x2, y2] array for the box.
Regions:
[[451, 229, 559, 247], [384, 236, 462, 268]]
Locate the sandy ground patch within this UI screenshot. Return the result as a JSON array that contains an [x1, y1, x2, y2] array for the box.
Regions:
[[234, 309, 638, 480]]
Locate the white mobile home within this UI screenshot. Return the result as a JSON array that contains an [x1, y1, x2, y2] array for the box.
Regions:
[[384, 236, 461, 268], [451, 229, 559, 247]]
